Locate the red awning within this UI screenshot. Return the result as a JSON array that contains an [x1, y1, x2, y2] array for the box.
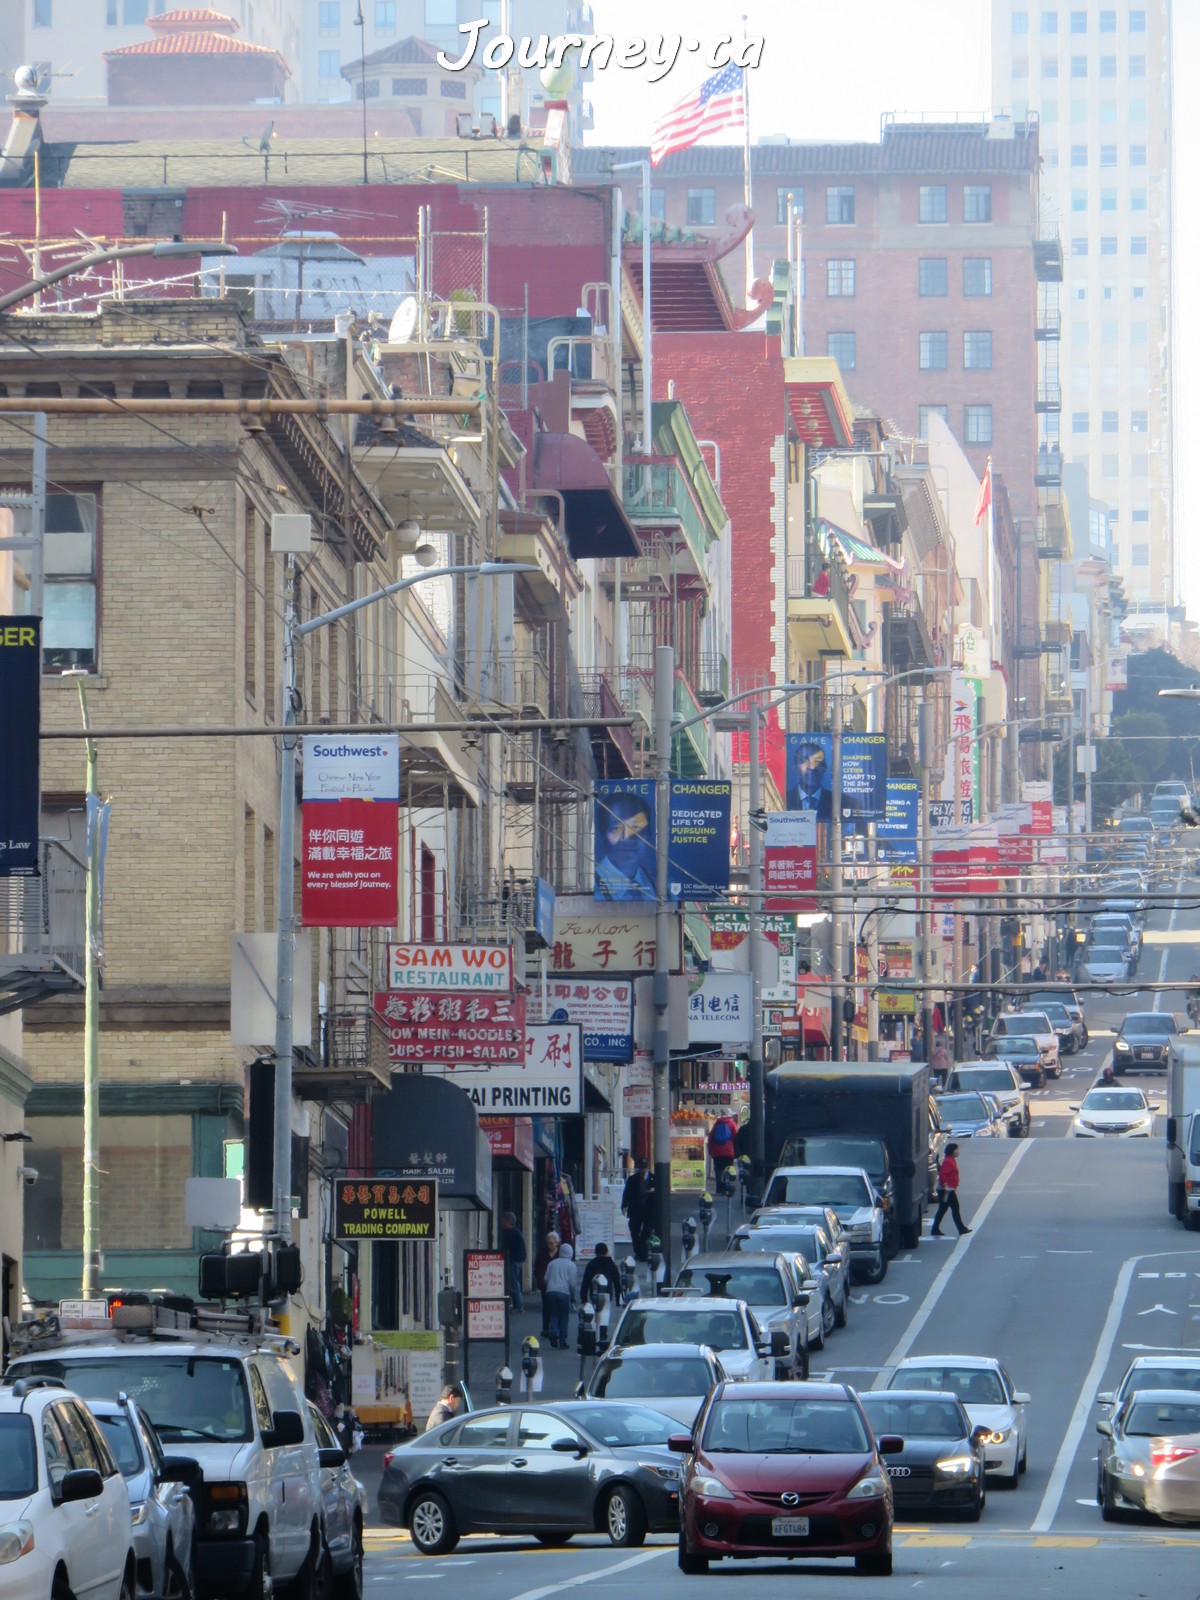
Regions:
[[531, 431, 641, 559]]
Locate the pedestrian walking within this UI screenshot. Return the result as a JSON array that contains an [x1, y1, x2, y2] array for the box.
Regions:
[[543, 1241, 578, 1348], [621, 1158, 654, 1260], [707, 1113, 737, 1186], [499, 1210, 527, 1311], [425, 1383, 465, 1431], [534, 1230, 561, 1337], [930, 1034, 952, 1089], [930, 1142, 971, 1237]]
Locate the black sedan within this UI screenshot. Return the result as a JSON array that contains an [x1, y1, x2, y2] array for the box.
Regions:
[[1113, 1011, 1181, 1073], [858, 1390, 987, 1520], [378, 1401, 682, 1553], [983, 1034, 1046, 1089]]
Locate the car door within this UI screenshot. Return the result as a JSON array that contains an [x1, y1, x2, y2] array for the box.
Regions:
[[43, 1404, 107, 1600], [252, 1359, 310, 1575], [509, 1411, 596, 1529], [309, 1407, 351, 1565], [429, 1411, 515, 1529], [54, 1400, 126, 1600]]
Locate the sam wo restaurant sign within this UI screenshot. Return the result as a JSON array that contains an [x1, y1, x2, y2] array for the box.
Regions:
[[334, 1178, 437, 1240], [386, 942, 514, 992]]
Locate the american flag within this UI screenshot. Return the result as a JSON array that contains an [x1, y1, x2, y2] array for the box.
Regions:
[[650, 64, 746, 167]]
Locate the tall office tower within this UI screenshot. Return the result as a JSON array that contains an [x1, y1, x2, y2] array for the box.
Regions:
[[992, 0, 1175, 620]]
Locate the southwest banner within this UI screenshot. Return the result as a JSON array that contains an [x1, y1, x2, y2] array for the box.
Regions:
[[301, 734, 400, 926], [0, 616, 41, 877]]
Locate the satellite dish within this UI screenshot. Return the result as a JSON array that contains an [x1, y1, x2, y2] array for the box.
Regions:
[[389, 295, 419, 344], [14, 63, 40, 93]]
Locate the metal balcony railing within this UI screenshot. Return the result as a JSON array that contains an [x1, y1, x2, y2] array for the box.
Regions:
[[622, 459, 714, 580]]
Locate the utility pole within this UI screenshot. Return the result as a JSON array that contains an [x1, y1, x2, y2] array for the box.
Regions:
[[78, 677, 103, 1299], [746, 699, 766, 1199], [830, 708, 845, 1062], [918, 699, 935, 1063], [652, 644, 675, 1276]]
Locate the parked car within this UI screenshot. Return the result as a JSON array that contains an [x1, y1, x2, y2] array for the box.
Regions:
[[731, 1223, 851, 1336], [607, 1297, 779, 1383], [675, 1381, 900, 1576], [1078, 944, 1131, 984], [1070, 1085, 1158, 1138], [933, 1090, 1008, 1139], [881, 1355, 1030, 1487], [944, 1064, 1031, 1138], [1096, 1389, 1200, 1521], [672, 1254, 813, 1377], [1114, 1012, 1181, 1073], [857, 1389, 988, 1520], [573, 1345, 727, 1429], [89, 1397, 200, 1600], [1024, 988, 1089, 1049], [1097, 1355, 1200, 1412], [989, 1012, 1060, 1076], [379, 1401, 684, 1552], [983, 1034, 1047, 1089], [0, 1376, 139, 1600], [750, 1202, 847, 1253], [760, 1166, 887, 1284], [307, 1404, 366, 1600]]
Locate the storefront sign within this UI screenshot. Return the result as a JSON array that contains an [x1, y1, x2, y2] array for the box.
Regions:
[[622, 1051, 654, 1117], [878, 941, 914, 981], [373, 992, 525, 1064], [333, 1178, 437, 1240], [0, 616, 40, 878], [764, 811, 817, 911], [687, 973, 752, 1046], [424, 1025, 584, 1114], [551, 909, 683, 975], [386, 942, 515, 992], [525, 978, 634, 1061], [301, 735, 399, 927], [478, 1117, 534, 1169]]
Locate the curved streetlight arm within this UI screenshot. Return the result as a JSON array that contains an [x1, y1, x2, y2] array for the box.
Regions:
[[295, 562, 535, 639], [0, 239, 237, 314]]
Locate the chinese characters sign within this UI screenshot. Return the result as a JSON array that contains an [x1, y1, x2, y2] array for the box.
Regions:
[[687, 973, 752, 1046], [300, 735, 399, 927], [550, 910, 684, 975], [386, 942, 515, 992], [763, 811, 817, 911], [333, 1178, 437, 1240], [525, 978, 634, 1061], [373, 992, 526, 1064], [423, 1024, 584, 1114]]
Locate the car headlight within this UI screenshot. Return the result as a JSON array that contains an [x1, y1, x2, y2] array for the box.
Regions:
[[691, 1474, 736, 1500], [638, 1461, 681, 1480], [975, 1130, 996, 1138], [0, 1521, 34, 1565], [935, 1455, 975, 1475], [131, 1499, 150, 1526], [846, 1471, 889, 1500], [982, 1428, 1012, 1445], [1114, 1040, 1131, 1053]]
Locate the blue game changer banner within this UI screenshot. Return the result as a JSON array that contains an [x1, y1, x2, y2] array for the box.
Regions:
[[876, 778, 920, 861], [786, 732, 888, 821]]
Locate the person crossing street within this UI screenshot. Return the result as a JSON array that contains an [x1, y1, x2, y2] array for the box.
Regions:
[[930, 1142, 971, 1237]]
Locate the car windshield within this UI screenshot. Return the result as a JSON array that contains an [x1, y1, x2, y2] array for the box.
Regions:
[[736, 1229, 819, 1261], [1081, 1090, 1146, 1113], [1124, 1400, 1200, 1437], [778, 1136, 885, 1178], [948, 1070, 1015, 1093], [590, 1356, 714, 1400], [702, 1398, 869, 1454], [1120, 1366, 1200, 1399], [11, 1356, 254, 1443], [859, 1396, 965, 1438], [617, 1308, 746, 1350], [1011, 1014, 1051, 1030], [0, 1414, 38, 1498], [985, 1038, 1036, 1058], [676, 1267, 786, 1305], [1120, 1015, 1175, 1036], [765, 1174, 871, 1208], [94, 1413, 143, 1476], [937, 1093, 992, 1120], [892, 1366, 1006, 1405], [565, 1404, 679, 1447]]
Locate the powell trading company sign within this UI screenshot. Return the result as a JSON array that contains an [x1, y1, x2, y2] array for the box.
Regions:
[[333, 1178, 438, 1241]]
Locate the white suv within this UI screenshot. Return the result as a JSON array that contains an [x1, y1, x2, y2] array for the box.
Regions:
[[7, 1329, 326, 1600], [0, 1376, 136, 1600]]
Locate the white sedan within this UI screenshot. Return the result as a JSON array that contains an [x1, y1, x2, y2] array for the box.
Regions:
[[881, 1355, 1030, 1486], [1070, 1085, 1158, 1139]]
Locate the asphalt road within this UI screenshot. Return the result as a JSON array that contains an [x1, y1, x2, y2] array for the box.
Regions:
[[358, 866, 1200, 1593]]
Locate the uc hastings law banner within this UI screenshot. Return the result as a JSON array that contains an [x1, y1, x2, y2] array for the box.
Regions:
[[301, 735, 400, 926], [0, 617, 41, 877]]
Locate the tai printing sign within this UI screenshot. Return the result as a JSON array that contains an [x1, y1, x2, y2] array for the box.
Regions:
[[422, 1024, 583, 1114]]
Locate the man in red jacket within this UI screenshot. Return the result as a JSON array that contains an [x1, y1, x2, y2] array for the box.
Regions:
[[930, 1143, 971, 1237]]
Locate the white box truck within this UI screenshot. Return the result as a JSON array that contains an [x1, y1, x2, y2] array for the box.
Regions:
[[1165, 1039, 1200, 1228]]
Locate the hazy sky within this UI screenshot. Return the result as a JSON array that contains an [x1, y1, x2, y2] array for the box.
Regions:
[[582, 0, 1195, 620]]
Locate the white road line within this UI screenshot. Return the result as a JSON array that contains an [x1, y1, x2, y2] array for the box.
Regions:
[[882, 1141, 1031, 1373], [507, 1545, 666, 1600], [1152, 873, 1183, 1010]]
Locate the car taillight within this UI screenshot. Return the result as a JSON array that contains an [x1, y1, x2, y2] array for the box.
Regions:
[[382, 1451, 395, 1469], [1151, 1446, 1200, 1468]]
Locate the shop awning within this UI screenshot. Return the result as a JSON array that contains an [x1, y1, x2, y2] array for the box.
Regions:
[[370, 1074, 493, 1211], [531, 431, 641, 560]]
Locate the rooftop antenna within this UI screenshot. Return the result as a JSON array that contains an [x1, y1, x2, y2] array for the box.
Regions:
[[241, 120, 274, 153]]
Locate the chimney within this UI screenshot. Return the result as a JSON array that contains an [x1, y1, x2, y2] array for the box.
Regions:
[[0, 68, 47, 188]]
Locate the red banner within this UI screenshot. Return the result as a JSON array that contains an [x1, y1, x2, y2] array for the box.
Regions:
[[479, 1117, 535, 1169], [764, 813, 817, 912], [373, 991, 527, 1064], [301, 798, 399, 927]]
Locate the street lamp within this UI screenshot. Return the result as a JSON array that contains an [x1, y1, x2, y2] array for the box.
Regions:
[[0, 240, 238, 314], [269, 558, 536, 1240]]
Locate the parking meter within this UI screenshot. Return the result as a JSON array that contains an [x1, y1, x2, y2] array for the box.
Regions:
[[576, 1302, 597, 1377], [646, 1232, 664, 1290], [494, 1365, 513, 1405], [520, 1335, 542, 1397], [620, 1255, 638, 1301], [591, 1283, 612, 1347], [681, 1215, 697, 1263], [717, 1164, 737, 1199], [698, 1192, 714, 1251]]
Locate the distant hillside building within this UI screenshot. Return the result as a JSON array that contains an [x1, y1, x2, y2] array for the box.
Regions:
[[104, 7, 290, 106], [339, 35, 482, 135]]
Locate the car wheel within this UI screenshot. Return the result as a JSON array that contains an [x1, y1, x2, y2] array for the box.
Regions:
[[861, 1257, 888, 1285], [605, 1485, 647, 1548], [164, 1549, 193, 1600], [965, 1484, 985, 1522], [834, 1288, 849, 1329], [532, 1532, 575, 1546], [332, 1524, 364, 1600], [677, 1529, 709, 1575], [811, 1304, 826, 1351], [854, 1548, 893, 1576], [247, 1536, 272, 1600], [279, 1529, 326, 1600], [409, 1491, 460, 1556], [1019, 1441, 1028, 1475], [793, 1341, 810, 1380], [821, 1291, 836, 1341], [119, 1567, 136, 1600], [1100, 1471, 1121, 1522]]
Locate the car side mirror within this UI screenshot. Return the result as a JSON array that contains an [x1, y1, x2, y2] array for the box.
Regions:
[[59, 1468, 104, 1503], [318, 1446, 347, 1469], [158, 1455, 203, 1488], [769, 1330, 790, 1358], [262, 1409, 305, 1448], [794, 1291, 811, 1307], [573, 1382, 586, 1399], [551, 1437, 589, 1456], [668, 1432, 694, 1454], [1013, 1392, 1031, 1406], [1068, 1104, 1080, 1112], [1096, 1392, 1114, 1406], [877, 1435, 904, 1456], [1096, 1419, 1113, 1437]]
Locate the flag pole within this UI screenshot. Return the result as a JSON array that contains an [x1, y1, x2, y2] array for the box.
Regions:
[[741, 14, 753, 306]]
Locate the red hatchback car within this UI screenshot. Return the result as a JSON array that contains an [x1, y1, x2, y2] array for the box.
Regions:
[[673, 1381, 902, 1577]]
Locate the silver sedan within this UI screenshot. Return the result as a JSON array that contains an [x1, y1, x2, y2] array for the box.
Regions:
[[91, 1397, 198, 1600]]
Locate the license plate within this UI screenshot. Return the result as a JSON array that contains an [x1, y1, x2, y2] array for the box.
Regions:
[[772, 1518, 810, 1537], [1137, 1049, 1154, 1059]]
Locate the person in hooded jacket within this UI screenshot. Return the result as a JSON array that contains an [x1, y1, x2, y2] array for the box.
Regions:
[[543, 1241, 578, 1348]]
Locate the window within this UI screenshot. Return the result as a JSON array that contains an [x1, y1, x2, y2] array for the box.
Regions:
[[1013, 56, 1029, 78], [1131, 235, 1147, 255], [1130, 187, 1147, 211], [1131, 282, 1146, 298], [1102, 410, 1119, 432], [964, 330, 993, 369], [1132, 505, 1149, 521], [1071, 188, 1087, 211], [439, 77, 466, 98], [1099, 53, 1116, 75], [826, 258, 856, 296], [1129, 98, 1147, 122], [686, 188, 715, 226], [1101, 320, 1118, 343], [1132, 545, 1150, 567], [919, 185, 947, 223], [1100, 144, 1117, 166], [424, 0, 458, 21], [776, 186, 804, 223], [124, 0, 150, 19], [318, 0, 339, 24], [392, 76, 428, 95], [1131, 410, 1148, 433], [1129, 9, 1146, 30], [1045, 145, 1059, 166], [518, 1411, 584, 1450], [1100, 236, 1117, 256], [1012, 9, 1028, 30], [1070, 54, 1087, 75], [649, 187, 666, 221], [826, 331, 856, 370], [1070, 99, 1088, 121], [375, 0, 395, 26], [16, 490, 99, 672], [963, 257, 992, 295], [919, 405, 948, 439], [1071, 236, 1088, 256], [965, 404, 992, 443], [963, 185, 991, 222], [106, 0, 117, 21], [1041, 9, 1057, 32], [33, 0, 51, 21], [1070, 144, 1087, 166], [1099, 7, 1116, 29], [827, 186, 855, 224], [919, 331, 948, 370], [1132, 454, 1149, 477], [1099, 187, 1116, 211], [1129, 54, 1145, 76], [1042, 98, 1059, 120], [1070, 8, 1086, 30], [455, 1415, 513, 1449], [318, 49, 340, 76], [1100, 99, 1118, 122], [917, 257, 947, 296], [1072, 411, 1089, 432], [1071, 319, 1087, 342], [1043, 55, 1059, 77]]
